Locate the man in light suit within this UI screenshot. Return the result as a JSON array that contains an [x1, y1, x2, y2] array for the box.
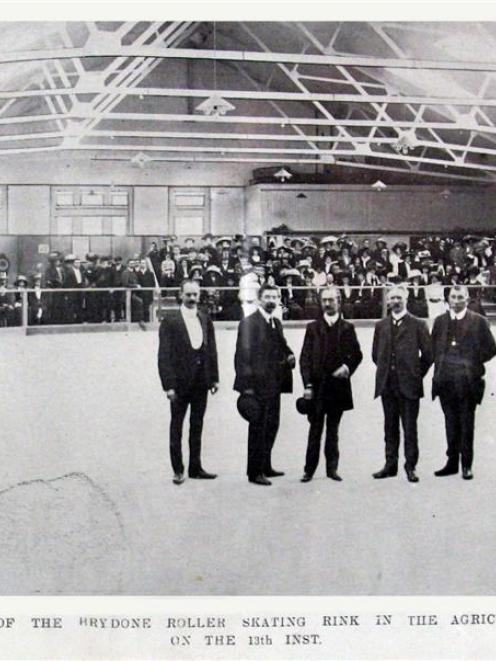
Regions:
[[299, 286, 363, 482], [432, 285, 496, 479], [234, 283, 296, 486], [372, 285, 433, 482], [158, 279, 219, 485]]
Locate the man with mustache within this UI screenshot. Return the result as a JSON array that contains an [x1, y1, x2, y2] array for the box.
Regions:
[[299, 286, 363, 482], [372, 285, 433, 482], [234, 283, 295, 486]]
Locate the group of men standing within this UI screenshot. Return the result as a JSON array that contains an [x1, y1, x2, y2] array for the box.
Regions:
[[158, 279, 495, 486]]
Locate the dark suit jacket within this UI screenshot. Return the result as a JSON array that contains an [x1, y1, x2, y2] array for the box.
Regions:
[[299, 316, 363, 411], [233, 309, 294, 395], [431, 309, 496, 404], [372, 313, 433, 399], [158, 308, 219, 394]]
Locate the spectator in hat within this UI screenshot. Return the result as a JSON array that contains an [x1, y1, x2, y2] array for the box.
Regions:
[[352, 270, 368, 319], [137, 258, 156, 323], [175, 257, 190, 285], [299, 285, 363, 482], [28, 273, 48, 325], [147, 242, 162, 280], [201, 234, 219, 265], [365, 262, 382, 319], [12, 275, 27, 326], [407, 270, 428, 318], [280, 268, 304, 320], [0, 271, 13, 327], [63, 255, 85, 324], [158, 278, 219, 485], [96, 256, 114, 323], [390, 242, 410, 281], [465, 266, 485, 316], [44, 252, 65, 325], [121, 258, 146, 329], [111, 257, 126, 322], [301, 271, 320, 320], [234, 282, 295, 486], [339, 271, 356, 319], [83, 253, 100, 323], [159, 258, 176, 292], [425, 272, 447, 319]]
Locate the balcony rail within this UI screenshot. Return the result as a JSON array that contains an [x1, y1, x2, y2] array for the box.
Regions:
[[0, 284, 493, 328]]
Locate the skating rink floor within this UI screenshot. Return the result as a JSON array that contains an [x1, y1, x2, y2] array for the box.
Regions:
[[1, 323, 495, 595]]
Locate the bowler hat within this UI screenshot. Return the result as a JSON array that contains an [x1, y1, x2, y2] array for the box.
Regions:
[[237, 394, 262, 424], [296, 397, 316, 418]]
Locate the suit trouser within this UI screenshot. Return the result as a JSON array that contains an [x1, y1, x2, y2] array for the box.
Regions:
[[440, 395, 476, 469], [169, 387, 208, 474], [381, 391, 420, 471], [304, 405, 344, 476], [247, 395, 280, 478]]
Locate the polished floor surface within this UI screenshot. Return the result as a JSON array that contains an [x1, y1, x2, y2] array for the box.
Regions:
[[1, 325, 495, 595]]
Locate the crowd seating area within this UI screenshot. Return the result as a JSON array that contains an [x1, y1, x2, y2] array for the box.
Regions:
[[0, 232, 495, 326]]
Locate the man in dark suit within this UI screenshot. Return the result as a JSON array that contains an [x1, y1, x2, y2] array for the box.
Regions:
[[299, 286, 363, 482], [432, 285, 496, 480], [234, 283, 296, 486], [158, 279, 219, 485], [372, 285, 433, 482]]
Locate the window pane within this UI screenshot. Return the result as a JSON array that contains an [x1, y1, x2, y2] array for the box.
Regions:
[[111, 193, 128, 206], [56, 192, 74, 206], [56, 216, 73, 234], [82, 217, 102, 235], [81, 192, 104, 206], [112, 216, 127, 236]]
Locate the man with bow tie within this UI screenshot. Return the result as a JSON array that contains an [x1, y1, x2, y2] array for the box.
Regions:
[[372, 285, 433, 482], [432, 285, 496, 480], [158, 279, 219, 485]]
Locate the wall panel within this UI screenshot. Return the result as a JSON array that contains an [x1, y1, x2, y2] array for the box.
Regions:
[[8, 185, 50, 235], [210, 188, 244, 235], [133, 186, 168, 236]]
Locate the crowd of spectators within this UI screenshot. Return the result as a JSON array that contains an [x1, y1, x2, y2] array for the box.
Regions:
[[0, 231, 495, 326]]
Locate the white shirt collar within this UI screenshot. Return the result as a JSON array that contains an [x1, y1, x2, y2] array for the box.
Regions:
[[324, 312, 340, 326], [392, 310, 407, 322], [450, 307, 468, 321], [258, 307, 274, 323], [180, 304, 199, 319]]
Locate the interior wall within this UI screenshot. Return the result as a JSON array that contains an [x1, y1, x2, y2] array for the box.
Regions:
[[2, 180, 496, 278], [253, 185, 496, 234]]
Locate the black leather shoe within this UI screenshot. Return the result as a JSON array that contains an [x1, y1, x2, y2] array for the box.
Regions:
[[249, 475, 272, 486], [300, 473, 313, 483], [265, 469, 285, 477], [173, 472, 185, 485], [373, 467, 398, 479], [189, 469, 217, 479], [406, 470, 419, 483], [434, 463, 458, 476], [462, 467, 473, 480], [327, 472, 343, 481]]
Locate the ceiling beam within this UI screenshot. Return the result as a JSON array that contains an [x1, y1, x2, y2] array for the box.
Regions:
[[4, 129, 496, 161], [1, 46, 496, 73], [3, 111, 496, 134], [0, 141, 493, 173], [5, 85, 494, 108]]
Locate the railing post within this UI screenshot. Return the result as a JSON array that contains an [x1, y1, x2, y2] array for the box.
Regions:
[[125, 289, 131, 324], [21, 289, 28, 329], [381, 286, 388, 318]]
